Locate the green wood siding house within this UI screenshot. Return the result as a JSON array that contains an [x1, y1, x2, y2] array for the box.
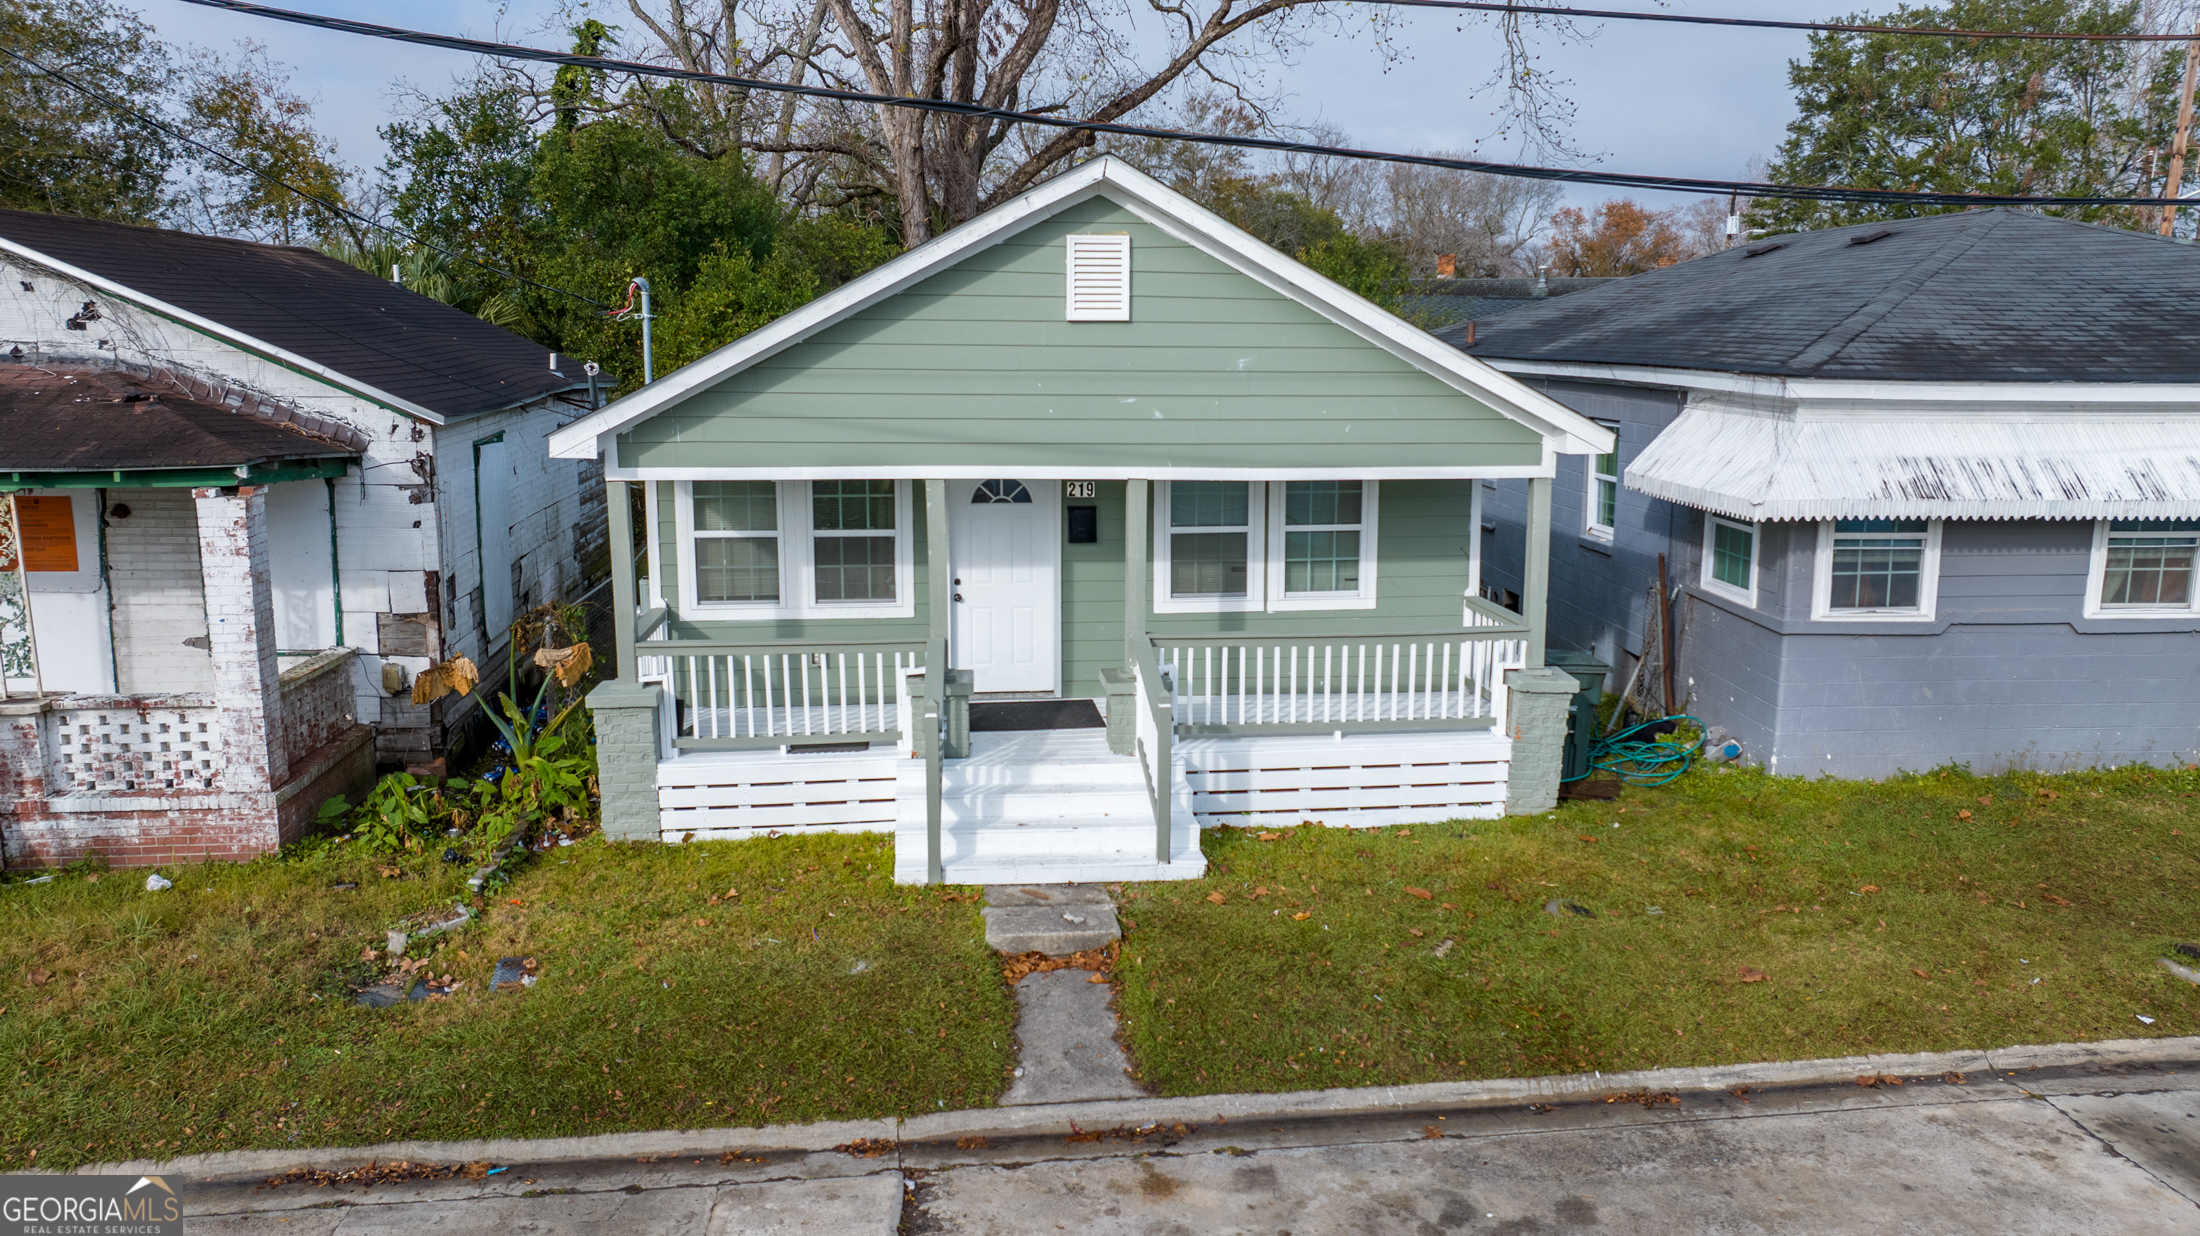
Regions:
[[551, 157, 1611, 884]]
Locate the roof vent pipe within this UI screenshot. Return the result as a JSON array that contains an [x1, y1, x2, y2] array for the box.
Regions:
[[1532, 264, 1550, 298]]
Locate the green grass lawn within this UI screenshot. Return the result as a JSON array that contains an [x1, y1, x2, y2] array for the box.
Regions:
[[0, 834, 1011, 1171], [1113, 763, 2200, 1095]]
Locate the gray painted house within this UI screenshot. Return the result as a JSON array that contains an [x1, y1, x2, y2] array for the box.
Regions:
[[1450, 208, 2200, 777], [551, 156, 1613, 884]]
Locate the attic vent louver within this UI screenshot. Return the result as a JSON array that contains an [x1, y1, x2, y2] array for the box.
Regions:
[[1742, 242, 1785, 258], [1847, 229, 1896, 246], [1065, 233, 1131, 321]]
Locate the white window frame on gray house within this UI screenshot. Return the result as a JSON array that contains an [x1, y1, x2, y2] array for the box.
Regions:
[[1699, 513, 1758, 607], [1583, 422, 1620, 541], [1811, 518, 1943, 622], [1152, 480, 1379, 614], [673, 479, 915, 621], [2083, 519, 2200, 618]]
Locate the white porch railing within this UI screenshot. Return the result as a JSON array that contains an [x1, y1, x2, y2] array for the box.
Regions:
[[638, 639, 926, 751], [1129, 637, 1175, 864], [1154, 621, 1528, 739]]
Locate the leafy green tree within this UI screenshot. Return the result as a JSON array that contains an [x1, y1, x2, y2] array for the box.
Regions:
[[0, 0, 178, 222], [178, 42, 353, 245], [1752, 0, 2182, 235]]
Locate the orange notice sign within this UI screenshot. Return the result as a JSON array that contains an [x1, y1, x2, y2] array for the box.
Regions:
[[3, 496, 78, 573]]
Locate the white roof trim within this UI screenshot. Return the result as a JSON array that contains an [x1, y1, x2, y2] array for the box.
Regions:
[[0, 237, 446, 425], [547, 156, 1612, 462], [1627, 402, 2200, 520], [605, 461, 1557, 482], [1483, 356, 2200, 408]]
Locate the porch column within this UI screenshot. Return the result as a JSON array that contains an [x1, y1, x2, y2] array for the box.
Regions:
[[1504, 473, 1572, 814], [1522, 475, 1551, 669], [1123, 479, 1148, 664], [606, 479, 638, 682], [923, 479, 949, 883], [194, 486, 287, 793]]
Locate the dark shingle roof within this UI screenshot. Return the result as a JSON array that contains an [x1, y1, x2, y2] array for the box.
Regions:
[[1404, 276, 1622, 328], [0, 211, 584, 418], [1441, 210, 2200, 382], [1, 364, 360, 470]]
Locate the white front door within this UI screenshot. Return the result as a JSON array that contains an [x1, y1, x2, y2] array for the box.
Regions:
[[949, 479, 1060, 694]]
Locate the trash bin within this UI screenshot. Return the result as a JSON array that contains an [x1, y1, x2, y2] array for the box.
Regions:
[[1545, 650, 1611, 782]]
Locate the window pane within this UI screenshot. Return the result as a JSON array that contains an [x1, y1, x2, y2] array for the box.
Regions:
[[1833, 519, 1928, 533], [697, 537, 779, 602], [1283, 481, 1361, 526], [1830, 537, 1923, 609], [1170, 532, 1248, 596], [1712, 522, 1753, 591], [2103, 539, 2195, 607], [1285, 530, 1360, 593], [812, 480, 895, 531], [1595, 450, 1617, 480], [814, 535, 896, 602], [1171, 481, 1248, 528], [1596, 479, 1617, 529], [694, 481, 776, 532], [2109, 519, 2200, 531]]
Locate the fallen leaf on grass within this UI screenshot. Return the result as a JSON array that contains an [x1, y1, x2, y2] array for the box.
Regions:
[[376, 866, 403, 879], [25, 970, 50, 988], [1408, 928, 1425, 938], [1405, 887, 1434, 900], [1292, 912, 1311, 921], [1256, 832, 1283, 841], [2036, 789, 2060, 800], [2044, 894, 2074, 906], [1206, 892, 1227, 904], [1957, 810, 1974, 821], [1086, 972, 1110, 984], [1858, 885, 1881, 894], [1577, 836, 1598, 843], [1737, 966, 1769, 983], [1912, 968, 1932, 979]]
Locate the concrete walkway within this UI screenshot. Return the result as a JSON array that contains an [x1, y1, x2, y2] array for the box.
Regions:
[[131, 1037, 2198, 1233]]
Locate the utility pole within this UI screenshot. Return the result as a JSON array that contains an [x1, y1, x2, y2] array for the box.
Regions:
[[2160, 17, 2200, 239]]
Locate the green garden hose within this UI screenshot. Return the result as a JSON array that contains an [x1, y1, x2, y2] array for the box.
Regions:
[[1565, 714, 1703, 787]]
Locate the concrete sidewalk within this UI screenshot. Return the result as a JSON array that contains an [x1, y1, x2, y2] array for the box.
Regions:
[[139, 1036, 2198, 1233]]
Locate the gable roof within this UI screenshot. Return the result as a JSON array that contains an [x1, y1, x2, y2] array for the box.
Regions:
[[1404, 275, 1621, 329], [0, 210, 586, 421], [548, 157, 1611, 467], [3, 361, 359, 473], [1443, 209, 2200, 383]]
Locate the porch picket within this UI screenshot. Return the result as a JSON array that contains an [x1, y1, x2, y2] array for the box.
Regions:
[[1157, 632, 1526, 738], [638, 640, 924, 750]]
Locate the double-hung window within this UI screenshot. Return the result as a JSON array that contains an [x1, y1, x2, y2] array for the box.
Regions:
[[693, 481, 780, 604], [1812, 518, 1940, 620], [811, 480, 898, 604], [676, 480, 913, 619], [1154, 480, 1377, 612], [1585, 424, 1620, 539], [2086, 520, 2200, 617], [1700, 514, 1757, 606]]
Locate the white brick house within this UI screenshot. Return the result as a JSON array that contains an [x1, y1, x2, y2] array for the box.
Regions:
[[0, 211, 608, 866]]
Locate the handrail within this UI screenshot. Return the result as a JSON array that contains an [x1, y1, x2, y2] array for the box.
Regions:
[[646, 641, 924, 750], [1463, 594, 1529, 631], [637, 636, 926, 657], [923, 636, 946, 884], [1154, 623, 1528, 648], [1129, 636, 1174, 864], [1153, 630, 1526, 738]]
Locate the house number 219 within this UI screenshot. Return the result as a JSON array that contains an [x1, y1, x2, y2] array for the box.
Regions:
[[1065, 481, 1096, 498]]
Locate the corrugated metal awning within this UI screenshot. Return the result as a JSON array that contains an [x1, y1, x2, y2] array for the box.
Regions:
[[1625, 405, 2200, 521]]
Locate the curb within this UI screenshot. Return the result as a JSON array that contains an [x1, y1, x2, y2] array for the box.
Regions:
[[84, 1034, 2200, 1179]]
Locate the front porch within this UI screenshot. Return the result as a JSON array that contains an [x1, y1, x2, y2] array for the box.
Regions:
[[587, 475, 1571, 885]]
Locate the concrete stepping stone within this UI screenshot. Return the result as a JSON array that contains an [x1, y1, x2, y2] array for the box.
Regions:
[[982, 884, 1119, 955], [1000, 969, 1145, 1105]]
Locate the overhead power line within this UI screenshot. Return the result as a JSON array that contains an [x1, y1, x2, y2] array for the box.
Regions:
[[0, 43, 605, 307], [174, 0, 2192, 208], [1341, 1, 2200, 43]]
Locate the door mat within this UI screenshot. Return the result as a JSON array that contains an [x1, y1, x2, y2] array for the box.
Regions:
[[969, 699, 1105, 731]]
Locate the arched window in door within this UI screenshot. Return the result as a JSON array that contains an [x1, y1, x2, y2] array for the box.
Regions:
[[971, 479, 1033, 504]]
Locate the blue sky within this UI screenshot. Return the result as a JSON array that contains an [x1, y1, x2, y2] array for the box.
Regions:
[[130, 0, 1831, 210]]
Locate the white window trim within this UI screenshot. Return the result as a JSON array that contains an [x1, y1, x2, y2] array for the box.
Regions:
[[1699, 514, 1758, 608], [1266, 480, 1379, 611], [673, 480, 914, 621], [1583, 423, 1619, 541], [1151, 481, 1380, 614], [2082, 518, 2200, 619], [1810, 518, 1942, 622]]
